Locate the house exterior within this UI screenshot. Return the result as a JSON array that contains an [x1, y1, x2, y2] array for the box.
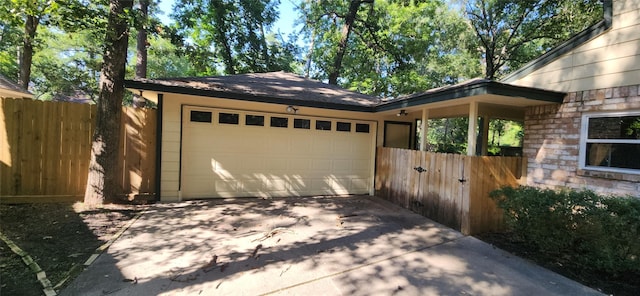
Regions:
[[503, 0, 640, 197], [126, 0, 637, 202], [127, 72, 382, 201], [0, 74, 33, 99], [126, 73, 562, 202]]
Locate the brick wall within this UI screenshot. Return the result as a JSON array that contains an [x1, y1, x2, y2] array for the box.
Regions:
[[524, 84, 640, 197]]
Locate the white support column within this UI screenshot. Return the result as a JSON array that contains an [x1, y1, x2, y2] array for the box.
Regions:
[[467, 101, 478, 156], [481, 116, 490, 155], [420, 108, 429, 151]]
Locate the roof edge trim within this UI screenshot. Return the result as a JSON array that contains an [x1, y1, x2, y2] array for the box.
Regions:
[[374, 81, 566, 112]]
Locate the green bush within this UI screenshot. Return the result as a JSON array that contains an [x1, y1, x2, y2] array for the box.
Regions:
[[490, 186, 640, 275]]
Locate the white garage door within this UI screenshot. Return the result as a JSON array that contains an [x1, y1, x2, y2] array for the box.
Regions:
[[181, 106, 376, 199]]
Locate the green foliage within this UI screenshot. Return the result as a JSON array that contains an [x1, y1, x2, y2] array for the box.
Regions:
[[172, 0, 301, 75], [127, 31, 199, 78], [488, 119, 523, 153], [301, 0, 480, 97], [466, 0, 603, 79], [426, 117, 469, 154], [31, 28, 102, 101], [491, 186, 640, 275], [0, 21, 20, 78]]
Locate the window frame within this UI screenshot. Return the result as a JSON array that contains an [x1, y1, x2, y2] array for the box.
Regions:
[[218, 112, 239, 125], [245, 114, 265, 126], [189, 110, 213, 123], [270, 116, 289, 128], [579, 110, 640, 175]]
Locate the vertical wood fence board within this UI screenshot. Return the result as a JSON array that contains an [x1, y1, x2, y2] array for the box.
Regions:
[[22, 100, 34, 194], [11, 99, 22, 194], [460, 156, 473, 234], [0, 99, 8, 195], [52, 102, 64, 195], [375, 147, 521, 234], [0, 99, 156, 202]]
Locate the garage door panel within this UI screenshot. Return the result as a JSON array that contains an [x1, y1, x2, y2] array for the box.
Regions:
[[312, 136, 334, 154], [214, 180, 238, 193], [333, 159, 353, 171], [262, 158, 289, 171], [240, 179, 263, 192], [351, 178, 370, 192], [263, 178, 287, 191], [311, 159, 332, 171], [184, 157, 215, 173], [288, 158, 311, 171], [310, 178, 334, 192], [182, 107, 374, 198]]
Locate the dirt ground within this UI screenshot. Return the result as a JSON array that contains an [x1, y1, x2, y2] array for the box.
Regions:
[[0, 202, 146, 296], [476, 232, 640, 296]]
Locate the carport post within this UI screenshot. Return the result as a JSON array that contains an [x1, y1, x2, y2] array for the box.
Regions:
[[467, 101, 478, 156], [481, 116, 490, 155], [419, 108, 429, 151]]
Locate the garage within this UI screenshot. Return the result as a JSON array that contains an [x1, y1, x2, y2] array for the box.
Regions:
[[180, 106, 376, 199]]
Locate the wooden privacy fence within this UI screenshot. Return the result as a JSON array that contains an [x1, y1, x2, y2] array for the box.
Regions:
[[375, 147, 522, 235], [0, 98, 156, 203]]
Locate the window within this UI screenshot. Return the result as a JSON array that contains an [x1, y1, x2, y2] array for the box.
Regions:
[[219, 112, 239, 124], [190, 110, 212, 123], [316, 120, 331, 131], [355, 123, 370, 133], [336, 122, 351, 132], [270, 116, 288, 128], [580, 112, 640, 174], [246, 115, 264, 126], [294, 118, 310, 129]]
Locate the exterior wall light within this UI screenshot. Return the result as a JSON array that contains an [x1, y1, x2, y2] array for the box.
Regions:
[[397, 110, 408, 116], [286, 105, 299, 114]]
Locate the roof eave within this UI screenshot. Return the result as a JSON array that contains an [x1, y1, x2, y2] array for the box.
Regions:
[[375, 81, 566, 112], [0, 89, 34, 99], [125, 79, 376, 113]]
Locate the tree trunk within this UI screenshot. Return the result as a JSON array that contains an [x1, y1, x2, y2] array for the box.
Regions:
[[259, 21, 271, 70], [327, 0, 362, 85], [212, 0, 236, 74], [305, 29, 315, 78], [19, 14, 39, 90], [84, 0, 133, 205], [134, 0, 149, 108]]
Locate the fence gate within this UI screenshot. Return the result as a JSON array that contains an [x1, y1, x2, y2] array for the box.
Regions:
[[375, 147, 520, 234]]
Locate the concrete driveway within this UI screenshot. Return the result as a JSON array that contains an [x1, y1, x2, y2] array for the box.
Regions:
[[62, 196, 600, 295]]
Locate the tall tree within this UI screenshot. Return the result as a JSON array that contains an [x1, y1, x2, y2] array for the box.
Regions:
[[172, 0, 298, 75], [133, 0, 149, 107], [301, 0, 480, 96], [326, 0, 372, 85], [30, 21, 107, 101], [84, 0, 133, 205], [1, 0, 107, 92], [0, 0, 50, 89], [466, 0, 603, 80]]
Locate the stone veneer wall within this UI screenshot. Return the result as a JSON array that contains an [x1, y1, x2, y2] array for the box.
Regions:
[[524, 84, 640, 197]]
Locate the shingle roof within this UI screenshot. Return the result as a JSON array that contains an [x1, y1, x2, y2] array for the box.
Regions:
[[0, 73, 32, 97], [126, 72, 565, 112], [126, 72, 380, 110]]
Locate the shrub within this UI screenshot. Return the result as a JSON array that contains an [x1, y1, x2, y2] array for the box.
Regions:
[[490, 186, 640, 275]]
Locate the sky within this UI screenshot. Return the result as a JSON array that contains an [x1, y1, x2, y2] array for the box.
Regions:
[[156, 0, 301, 36]]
